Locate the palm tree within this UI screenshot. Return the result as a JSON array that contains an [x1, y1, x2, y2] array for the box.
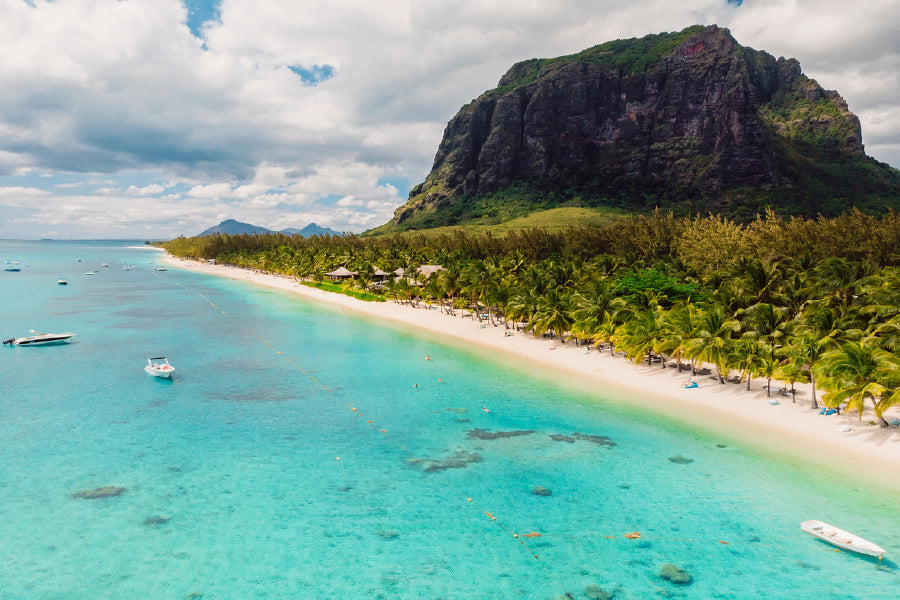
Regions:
[[592, 313, 622, 355], [570, 279, 621, 348], [731, 337, 770, 392], [499, 250, 528, 280], [436, 267, 463, 316], [741, 302, 794, 350], [790, 302, 866, 409], [506, 287, 540, 333], [729, 258, 785, 305], [657, 301, 703, 372], [811, 257, 869, 309], [753, 345, 782, 397], [817, 340, 900, 427], [685, 305, 740, 383], [463, 259, 500, 325], [772, 355, 809, 402], [531, 287, 574, 343], [422, 275, 443, 311], [613, 305, 665, 366], [875, 387, 900, 427]]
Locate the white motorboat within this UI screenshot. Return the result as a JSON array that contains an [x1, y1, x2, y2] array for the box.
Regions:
[[145, 357, 175, 378], [58, 278, 68, 285], [3, 331, 75, 346], [801, 520, 885, 559], [154, 267, 167, 271]]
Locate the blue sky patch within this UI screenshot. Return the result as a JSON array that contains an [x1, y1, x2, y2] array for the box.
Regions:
[[183, 0, 221, 39], [289, 65, 335, 86]]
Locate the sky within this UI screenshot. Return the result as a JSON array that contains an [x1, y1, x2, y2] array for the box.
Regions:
[[1, 0, 899, 239]]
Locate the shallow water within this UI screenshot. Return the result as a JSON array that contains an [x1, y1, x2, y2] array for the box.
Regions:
[[2, 240, 898, 599]]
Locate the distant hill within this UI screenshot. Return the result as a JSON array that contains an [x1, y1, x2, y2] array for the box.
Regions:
[[197, 219, 339, 237], [376, 24, 900, 233], [280, 223, 341, 237], [198, 219, 273, 236]]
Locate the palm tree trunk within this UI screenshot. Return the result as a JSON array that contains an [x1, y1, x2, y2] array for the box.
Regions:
[[872, 398, 890, 428], [766, 377, 772, 397], [809, 372, 818, 410]]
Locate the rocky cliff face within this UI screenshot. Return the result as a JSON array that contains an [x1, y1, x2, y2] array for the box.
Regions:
[[390, 25, 897, 228]]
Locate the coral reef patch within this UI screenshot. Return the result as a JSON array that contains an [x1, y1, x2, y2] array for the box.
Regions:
[[467, 428, 535, 440], [70, 486, 126, 499], [417, 450, 484, 473], [550, 432, 616, 447], [659, 563, 692, 585]]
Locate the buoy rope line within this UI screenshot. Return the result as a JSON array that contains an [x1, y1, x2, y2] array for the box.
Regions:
[[158, 269, 744, 560], [464, 495, 541, 559], [160, 274, 228, 314]]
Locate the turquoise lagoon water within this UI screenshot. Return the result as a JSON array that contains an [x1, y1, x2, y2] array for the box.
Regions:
[[1, 240, 898, 600]]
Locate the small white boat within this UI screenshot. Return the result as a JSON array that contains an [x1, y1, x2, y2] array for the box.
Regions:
[[100, 263, 110, 267], [3, 331, 75, 346], [84, 271, 95, 275], [144, 357, 175, 378], [155, 267, 167, 271], [58, 278, 68, 285], [801, 520, 885, 559]]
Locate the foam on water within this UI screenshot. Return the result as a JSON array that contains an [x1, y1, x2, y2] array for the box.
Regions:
[[2, 241, 898, 599]]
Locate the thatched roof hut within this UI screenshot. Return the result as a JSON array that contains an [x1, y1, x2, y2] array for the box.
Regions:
[[325, 266, 357, 280], [417, 265, 444, 277]]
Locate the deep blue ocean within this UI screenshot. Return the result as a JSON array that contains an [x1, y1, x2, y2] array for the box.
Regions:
[[1, 240, 898, 599]]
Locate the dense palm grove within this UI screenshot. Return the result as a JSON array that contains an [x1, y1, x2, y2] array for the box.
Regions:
[[163, 210, 900, 426]]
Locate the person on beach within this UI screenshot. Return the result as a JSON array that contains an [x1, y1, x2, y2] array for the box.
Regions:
[[683, 377, 699, 389]]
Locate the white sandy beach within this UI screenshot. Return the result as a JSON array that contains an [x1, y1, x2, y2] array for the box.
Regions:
[[160, 253, 900, 482]]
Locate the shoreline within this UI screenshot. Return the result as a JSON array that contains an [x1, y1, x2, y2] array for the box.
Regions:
[[160, 253, 900, 485]]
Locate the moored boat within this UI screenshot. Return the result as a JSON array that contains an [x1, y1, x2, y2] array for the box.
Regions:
[[3, 331, 75, 346], [144, 357, 175, 378], [58, 277, 68, 285], [801, 520, 885, 558]]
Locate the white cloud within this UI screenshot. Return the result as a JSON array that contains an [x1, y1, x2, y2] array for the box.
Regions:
[[125, 184, 166, 196], [188, 182, 234, 199], [0, 0, 898, 239]]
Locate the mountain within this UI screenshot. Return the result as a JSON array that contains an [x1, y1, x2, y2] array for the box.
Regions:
[[197, 219, 340, 237], [198, 219, 272, 236], [383, 25, 900, 231], [280, 223, 341, 237]]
